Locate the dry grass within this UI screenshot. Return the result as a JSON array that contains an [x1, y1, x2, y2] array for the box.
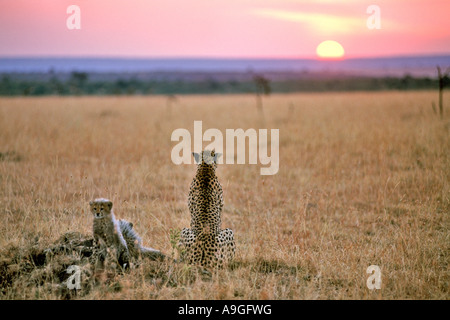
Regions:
[[0, 91, 448, 299]]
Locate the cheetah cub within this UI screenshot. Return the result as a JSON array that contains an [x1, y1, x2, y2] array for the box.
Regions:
[[90, 198, 130, 268], [178, 150, 235, 268], [90, 198, 164, 268]]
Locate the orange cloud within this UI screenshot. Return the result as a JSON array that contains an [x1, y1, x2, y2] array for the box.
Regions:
[[253, 8, 400, 35]]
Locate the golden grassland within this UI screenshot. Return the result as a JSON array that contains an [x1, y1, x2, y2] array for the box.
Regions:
[[0, 91, 448, 299]]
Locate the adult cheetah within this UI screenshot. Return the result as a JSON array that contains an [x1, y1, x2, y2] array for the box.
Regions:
[[178, 150, 235, 268]]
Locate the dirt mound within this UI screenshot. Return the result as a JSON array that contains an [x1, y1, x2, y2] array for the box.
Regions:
[[0, 232, 102, 299]]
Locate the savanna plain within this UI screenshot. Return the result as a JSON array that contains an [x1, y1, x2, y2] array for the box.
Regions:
[[0, 91, 448, 299]]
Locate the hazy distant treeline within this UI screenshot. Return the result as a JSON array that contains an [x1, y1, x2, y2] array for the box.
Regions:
[[0, 71, 446, 96]]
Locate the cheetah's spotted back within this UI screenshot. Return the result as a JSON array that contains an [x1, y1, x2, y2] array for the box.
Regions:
[[178, 150, 235, 268]]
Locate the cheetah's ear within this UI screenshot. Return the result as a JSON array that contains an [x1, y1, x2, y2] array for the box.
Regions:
[[89, 201, 94, 208], [106, 201, 113, 210], [192, 152, 201, 164]]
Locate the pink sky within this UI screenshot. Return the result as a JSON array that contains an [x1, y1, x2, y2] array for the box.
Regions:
[[1, 0, 449, 59]]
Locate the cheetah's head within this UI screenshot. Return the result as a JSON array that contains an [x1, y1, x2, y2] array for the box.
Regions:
[[192, 149, 222, 168], [89, 198, 113, 219]]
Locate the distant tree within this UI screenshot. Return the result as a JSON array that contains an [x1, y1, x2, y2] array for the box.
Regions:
[[436, 66, 450, 118], [253, 74, 271, 122], [0, 76, 12, 95], [70, 71, 88, 85], [69, 71, 88, 94], [49, 75, 64, 95]]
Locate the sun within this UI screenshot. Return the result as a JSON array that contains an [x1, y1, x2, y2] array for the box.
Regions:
[[316, 40, 345, 60]]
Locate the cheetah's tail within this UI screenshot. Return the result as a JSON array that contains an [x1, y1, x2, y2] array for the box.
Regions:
[[139, 246, 166, 261]]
